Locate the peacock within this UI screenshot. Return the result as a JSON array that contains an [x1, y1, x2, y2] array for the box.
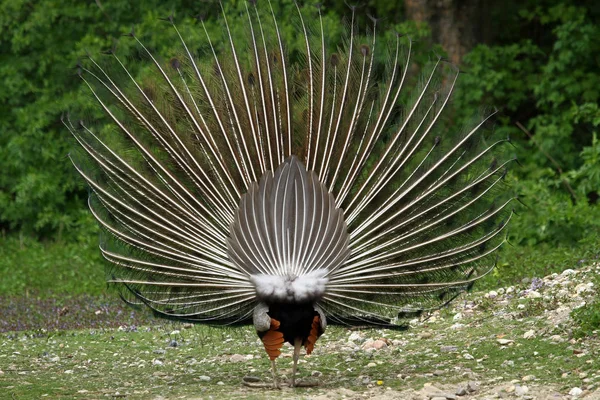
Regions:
[[65, 1, 515, 388]]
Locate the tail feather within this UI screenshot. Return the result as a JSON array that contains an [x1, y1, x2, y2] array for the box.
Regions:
[[66, 2, 513, 326]]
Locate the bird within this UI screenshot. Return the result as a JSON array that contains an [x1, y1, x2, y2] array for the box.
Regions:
[[64, 0, 514, 389]]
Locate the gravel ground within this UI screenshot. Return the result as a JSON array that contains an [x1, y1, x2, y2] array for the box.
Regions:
[[1, 264, 599, 399]]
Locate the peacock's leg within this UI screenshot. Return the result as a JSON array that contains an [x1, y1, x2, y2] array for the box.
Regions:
[[270, 359, 280, 389], [291, 338, 302, 387]]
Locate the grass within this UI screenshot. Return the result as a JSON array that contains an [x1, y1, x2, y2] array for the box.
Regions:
[[1, 233, 598, 298], [0, 234, 105, 299], [2, 279, 599, 399], [1, 233, 599, 398]]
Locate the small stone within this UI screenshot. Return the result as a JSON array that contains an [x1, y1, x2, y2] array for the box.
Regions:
[[522, 375, 535, 381], [517, 304, 526, 309], [420, 332, 433, 339], [153, 349, 166, 354], [433, 370, 444, 376], [453, 313, 463, 321], [182, 323, 194, 329], [569, 387, 583, 397], [169, 340, 178, 348], [523, 330, 536, 339], [550, 335, 564, 343], [515, 385, 529, 396], [455, 386, 467, 396], [348, 332, 365, 343], [431, 397, 447, 400], [562, 269, 576, 276], [242, 376, 260, 383], [217, 381, 224, 386], [575, 284, 590, 294], [170, 330, 180, 336], [50, 356, 60, 362], [440, 345, 458, 353], [311, 371, 322, 377], [366, 362, 377, 367], [64, 370, 73, 374], [486, 290, 498, 299], [463, 353, 474, 360], [579, 372, 588, 379], [229, 354, 246, 363], [198, 375, 211, 382], [153, 359, 163, 366], [450, 323, 465, 330], [527, 290, 542, 299], [467, 381, 480, 393], [362, 339, 387, 350], [497, 338, 514, 345]]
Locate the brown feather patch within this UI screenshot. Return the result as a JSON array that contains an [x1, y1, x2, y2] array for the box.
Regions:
[[303, 315, 321, 355], [261, 318, 284, 360]]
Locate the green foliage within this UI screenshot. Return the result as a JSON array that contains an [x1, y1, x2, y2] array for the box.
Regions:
[[453, 2, 600, 250]]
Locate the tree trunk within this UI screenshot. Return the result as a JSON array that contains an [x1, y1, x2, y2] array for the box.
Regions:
[[405, 0, 490, 65]]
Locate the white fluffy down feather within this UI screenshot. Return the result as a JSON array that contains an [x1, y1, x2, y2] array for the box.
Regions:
[[250, 269, 329, 302]]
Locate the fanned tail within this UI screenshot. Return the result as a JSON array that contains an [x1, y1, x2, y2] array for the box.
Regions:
[[66, 2, 514, 327]]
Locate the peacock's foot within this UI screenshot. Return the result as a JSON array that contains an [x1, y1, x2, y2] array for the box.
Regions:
[[242, 376, 281, 389]]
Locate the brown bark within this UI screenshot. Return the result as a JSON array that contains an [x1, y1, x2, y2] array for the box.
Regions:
[[405, 0, 491, 65]]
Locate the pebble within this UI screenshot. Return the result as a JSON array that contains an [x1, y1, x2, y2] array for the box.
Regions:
[[440, 345, 458, 353], [311, 371, 323, 377], [467, 381, 480, 393], [348, 332, 365, 344], [362, 339, 387, 350], [497, 338, 514, 345], [515, 385, 529, 396], [527, 290, 542, 299], [198, 375, 211, 382], [229, 354, 246, 362], [420, 332, 433, 339], [455, 386, 467, 396], [486, 290, 498, 299], [366, 362, 377, 368], [243, 376, 260, 383], [450, 323, 465, 330], [569, 387, 583, 396], [152, 359, 163, 366], [462, 353, 474, 360], [522, 375, 535, 381], [217, 381, 224, 386], [453, 313, 463, 321], [523, 330, 536, 339], [550, 335, 564, 343]]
